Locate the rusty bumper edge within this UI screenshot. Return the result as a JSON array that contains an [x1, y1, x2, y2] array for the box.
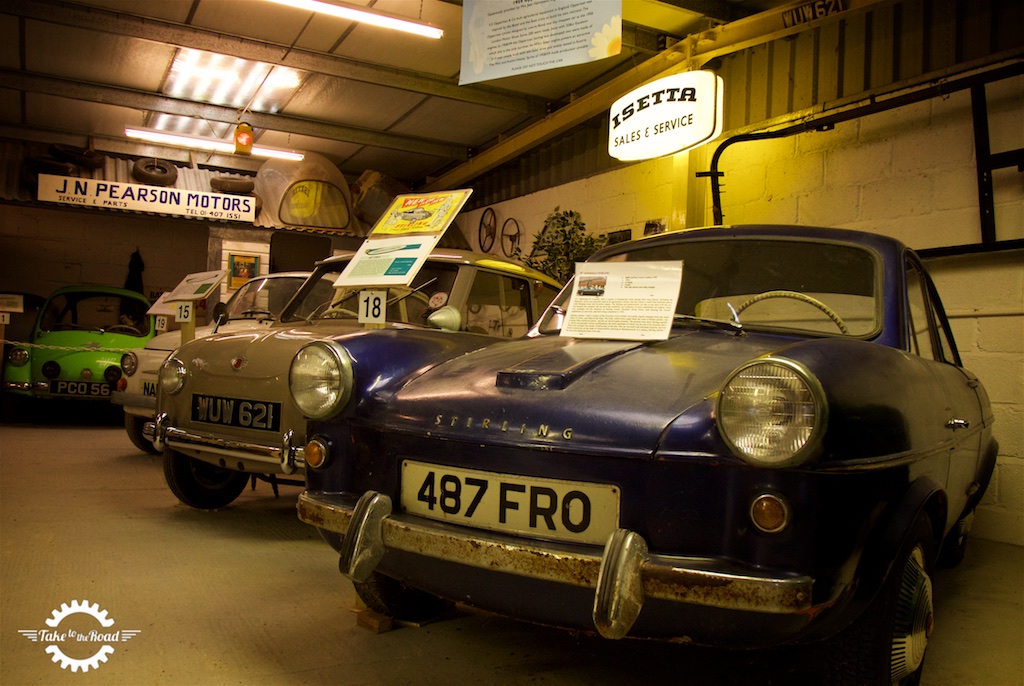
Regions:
[[296, 490, 813, 615]]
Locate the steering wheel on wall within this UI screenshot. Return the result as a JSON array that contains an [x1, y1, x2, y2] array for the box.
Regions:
[[478, 208, 497, 253], [501, 218, 521, 257]]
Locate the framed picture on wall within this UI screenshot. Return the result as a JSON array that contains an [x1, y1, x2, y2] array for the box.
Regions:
[[228, 253, 259, 289]]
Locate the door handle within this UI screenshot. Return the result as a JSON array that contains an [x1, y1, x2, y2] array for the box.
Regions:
[[946, 418, 970, 431]]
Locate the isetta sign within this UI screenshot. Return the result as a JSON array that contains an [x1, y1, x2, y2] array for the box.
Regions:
[[608, 70, 724, 161]]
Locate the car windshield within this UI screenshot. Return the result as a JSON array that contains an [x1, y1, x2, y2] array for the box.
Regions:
[[223, 276, 307, 321], [545, 237, 880, 338], [40, 292, 151, 336], [279, 262, 460, 325]]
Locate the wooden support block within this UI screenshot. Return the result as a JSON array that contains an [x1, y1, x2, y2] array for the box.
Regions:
[[356, 607, 394, 634]]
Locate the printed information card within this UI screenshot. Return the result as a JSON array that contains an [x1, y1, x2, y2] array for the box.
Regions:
[[334, 189, 472, 288], [561, 261, 683, 340]]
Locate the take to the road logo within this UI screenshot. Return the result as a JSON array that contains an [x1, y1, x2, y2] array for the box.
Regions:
[[18, 599, 141, 673]]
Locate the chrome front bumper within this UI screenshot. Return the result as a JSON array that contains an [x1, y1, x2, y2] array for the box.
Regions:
[[146, 412, 306, 475], [297, 490, 814, 640]]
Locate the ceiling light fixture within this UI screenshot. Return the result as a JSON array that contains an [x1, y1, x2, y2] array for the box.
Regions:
[[265, 0, 443, 39], [125, 127, 304, 161]]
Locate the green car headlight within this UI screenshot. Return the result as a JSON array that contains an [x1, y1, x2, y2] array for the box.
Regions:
[[159, 357, 187, 396], [7, 347, 29, 367], [289, 342, 354, 420], [717, 358, 826, 468]]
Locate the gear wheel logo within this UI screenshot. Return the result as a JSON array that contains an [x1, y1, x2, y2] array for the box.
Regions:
[[18, 599, 141, 673]]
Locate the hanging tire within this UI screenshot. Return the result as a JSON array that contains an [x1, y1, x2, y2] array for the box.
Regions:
[[351, 570, 451, 623], [124, 414, 159, 454], [211, 176, 255, 194], [132, 157, 178, 186], [825, 516, 936, 685], [163, 449, 249, 509]]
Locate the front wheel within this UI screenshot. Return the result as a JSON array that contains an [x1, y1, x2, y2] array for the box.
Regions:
[[826, 517, 936, 685], [351, 570, 451, 623], [163, 449, 249, 509], [124, 414, 159, 454]]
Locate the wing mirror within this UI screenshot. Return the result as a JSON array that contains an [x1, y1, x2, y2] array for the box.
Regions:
[[211, 302, 229, 332], [426, 305, 461, 332]]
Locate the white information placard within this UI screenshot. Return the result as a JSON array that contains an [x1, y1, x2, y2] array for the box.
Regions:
[[163, 270, 228, 303], [561, 261, 683, 341], [335, 190, 472, 289], [0, 294, 25, 313], [334, 236, 439, 288], [461, 0, 621, 85]]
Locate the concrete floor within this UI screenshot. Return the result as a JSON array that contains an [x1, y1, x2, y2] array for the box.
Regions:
[[1, 409, 1022, 686]]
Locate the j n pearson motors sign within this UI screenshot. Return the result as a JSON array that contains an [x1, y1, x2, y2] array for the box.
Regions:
[[608, 70, 724, 161]]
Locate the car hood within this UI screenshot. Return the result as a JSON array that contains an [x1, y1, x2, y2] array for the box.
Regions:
[[173, 321, 364, 381], [385, 330, 797, 456], [34, 328, 152, 351], [145, 319, 274, 352]]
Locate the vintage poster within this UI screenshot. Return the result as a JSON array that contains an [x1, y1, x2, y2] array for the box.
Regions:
[[369, 189, 473, 236]]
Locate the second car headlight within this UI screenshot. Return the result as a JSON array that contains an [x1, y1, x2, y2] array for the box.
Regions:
[[121, 351, 138, 376], [159, 357, 187, 396], [717, 358, 826, 468], [290, 342, 354, 420]]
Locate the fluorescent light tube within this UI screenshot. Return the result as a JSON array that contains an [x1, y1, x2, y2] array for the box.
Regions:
[[125, 127, 304, 161], [265, 0, 443, 39]]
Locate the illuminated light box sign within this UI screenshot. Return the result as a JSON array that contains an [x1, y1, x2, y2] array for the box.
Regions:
[[608, 70, 724, 161], [37, 174, 257, 222]]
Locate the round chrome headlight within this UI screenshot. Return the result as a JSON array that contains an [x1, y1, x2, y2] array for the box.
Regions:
[[7, 347, 29, 366], [717, 358, 826, 468], [121, 351, 139, 376], [289, 342, 354, 420], [159, 357, 187, 396]]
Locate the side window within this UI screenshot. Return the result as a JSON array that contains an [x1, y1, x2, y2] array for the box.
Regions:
[[905, 260, 939, 361], [463, 272, 531, 338], [534, 281, 560, 314]]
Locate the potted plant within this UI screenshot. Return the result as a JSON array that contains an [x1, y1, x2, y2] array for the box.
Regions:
[[518, 207, 606, 283]]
